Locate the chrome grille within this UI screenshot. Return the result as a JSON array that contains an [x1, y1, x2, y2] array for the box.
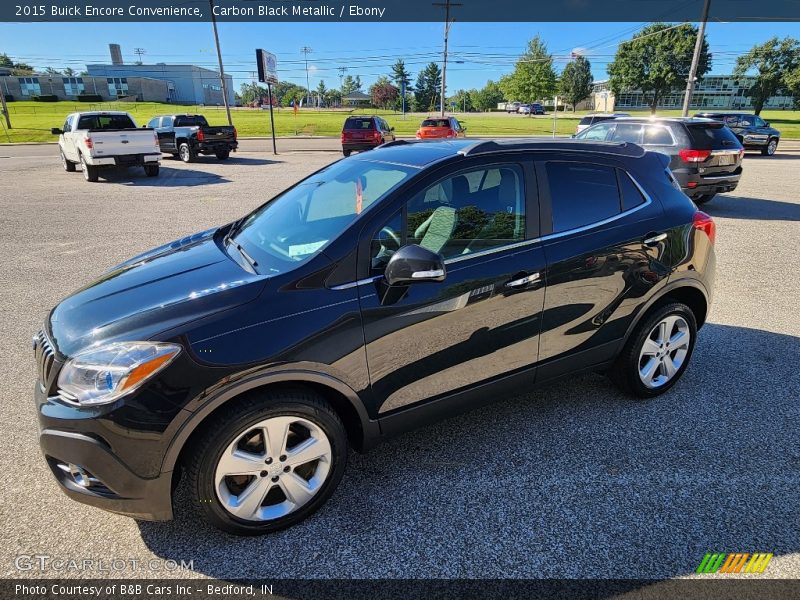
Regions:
[[34, 330, 57, 391]]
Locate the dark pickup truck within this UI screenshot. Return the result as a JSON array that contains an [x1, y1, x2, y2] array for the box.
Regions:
[[694, 112, 781, 156], [146, 114, 238, 162]]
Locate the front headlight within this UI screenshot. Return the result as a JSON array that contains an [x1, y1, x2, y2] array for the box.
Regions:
[[57, 342, 181, 406]]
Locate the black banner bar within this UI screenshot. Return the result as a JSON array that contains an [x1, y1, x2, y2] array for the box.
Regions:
[[3, 0, 800, 23]]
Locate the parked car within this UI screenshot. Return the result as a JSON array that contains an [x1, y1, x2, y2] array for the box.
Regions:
[[575, 112, 630, 135], [415, 117, 466, 139], [694, 112, 781, 156], [34, 138, 716, 535], [517, 104, 531, 114], [51, 111, 161, 182], [530, 103, 545, 115], [146, 114, 238, 162], [505, 101, 521, 113], [341, 116, 396, 156], [575, 116, 743, 204]]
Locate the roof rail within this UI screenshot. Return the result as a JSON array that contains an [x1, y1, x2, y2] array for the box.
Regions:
[[458, 138, 646, 159]]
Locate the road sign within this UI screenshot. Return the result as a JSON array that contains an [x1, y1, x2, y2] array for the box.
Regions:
[[256, 49, 278, 84]]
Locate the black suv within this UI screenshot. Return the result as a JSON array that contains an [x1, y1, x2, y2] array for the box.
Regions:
[[694, 112, 781, 156], [576, 116, 744, 205], [34, 139, 716, 535]]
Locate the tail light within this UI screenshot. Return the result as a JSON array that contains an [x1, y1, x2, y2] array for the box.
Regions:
[[373, 130, 382, 141], [233, 127, 238, 141], [693, 211, 716, 244], [446, 129, 455, 138], [153, 132, 159, 148], [679, 148, 711, 163], [196, 128, 205, 142], [416, 131, 422, 139], [341, 132, 346, 143], [84, 135, 93, 150]]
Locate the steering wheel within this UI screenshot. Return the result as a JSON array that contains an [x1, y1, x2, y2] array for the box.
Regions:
[[379, 227, 401, 251]]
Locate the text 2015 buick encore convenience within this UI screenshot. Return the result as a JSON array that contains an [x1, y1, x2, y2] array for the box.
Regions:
[[34, 139, 716, 535]]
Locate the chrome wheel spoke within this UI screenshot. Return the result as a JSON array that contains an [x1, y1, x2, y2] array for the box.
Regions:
[[640, 357, 660, 385], [230, 477, 273, 520], [262, 417, 291, 459], [279, 472, 317, 507], [286, 436, 330, 468], [662, 354, 678, 378], [669, 329, 689, 350], [641, 337, 661, 356], [216, 449, 264, 476]]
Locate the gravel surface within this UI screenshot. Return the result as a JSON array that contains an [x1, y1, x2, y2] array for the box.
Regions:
[[1, 147, 798, 580]]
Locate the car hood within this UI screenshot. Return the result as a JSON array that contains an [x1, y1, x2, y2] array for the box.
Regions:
[[48, 228, 267, 357]]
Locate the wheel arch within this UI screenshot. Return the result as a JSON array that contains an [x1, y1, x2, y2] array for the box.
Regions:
[[624, 280, 709, 345], [163, 370, 379, 477]]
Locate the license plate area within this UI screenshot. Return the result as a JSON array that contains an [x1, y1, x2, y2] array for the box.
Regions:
[[717, 154, 733, 166]]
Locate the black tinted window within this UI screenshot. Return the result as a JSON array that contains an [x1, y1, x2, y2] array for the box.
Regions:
[[174, 115, 209, 127], [578, 116, 593, 125], [77, 114, 136, 130], [618, 170, 646, 211], [610, 123, 642, 143], [686, 123, 740, 149], [547, 162, 620, 232], [422, 119, 450, 127], [344, 117, 375, 130]]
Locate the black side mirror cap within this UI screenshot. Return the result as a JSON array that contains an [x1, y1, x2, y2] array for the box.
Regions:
[[384, 244, 446, 286], [51, 128, 62, 135]]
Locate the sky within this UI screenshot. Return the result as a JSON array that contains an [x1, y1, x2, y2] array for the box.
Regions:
[[1, 20, 799, 94]]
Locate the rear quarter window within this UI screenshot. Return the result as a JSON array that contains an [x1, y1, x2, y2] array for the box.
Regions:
[[685, 123, 740, 149], [344, 118, 375, 130]]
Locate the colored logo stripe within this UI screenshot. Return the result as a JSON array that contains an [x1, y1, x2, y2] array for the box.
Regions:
[[696, 553, 773, 574]]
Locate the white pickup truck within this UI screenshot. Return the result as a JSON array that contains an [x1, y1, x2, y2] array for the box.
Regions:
[[51, 111, 161, 182]]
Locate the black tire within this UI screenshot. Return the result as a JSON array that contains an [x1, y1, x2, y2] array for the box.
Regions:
[[178, 142, 195, 163], [79, 154, 98, 182], [609, 302, 698, 398], [342, 149, 352, 157], [144, 164, 159, 177], [215, 149, 230, 160], [693, 194, 715, 205], [186, 388, 348, 536], [171, 153, 180, 159], [761, 138, 778, 156], [60, 149, 76, 172]]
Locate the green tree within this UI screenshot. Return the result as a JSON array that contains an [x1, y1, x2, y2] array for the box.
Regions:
[[734, 36, 799, 115], [449, 89, 473, 112], [315, 80, 327, 107], [0, 52, 33, 74], [471, 81, 505, 112], [390, 59, 412, 90], [413, 62, 442, 112], [500, 35, 557, 110], [341, 75, 359, 94], [43, 66, 61, 75], [63, 67, 75, 77], [560, 55, 593, 111], [608, 22, 710, 114], [369, 76, 399, 109], [325, 88, 342, 107]]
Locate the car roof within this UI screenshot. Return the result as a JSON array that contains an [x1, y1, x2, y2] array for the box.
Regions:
[[356, 138, 647, 168]]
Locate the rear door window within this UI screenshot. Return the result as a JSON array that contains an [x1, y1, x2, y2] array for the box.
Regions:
[[686, 123, 741, 149], [546, 162, 621, 232], [579, 123, 614, 141], [642, 125, 674, 145], [610, 123, 643, 143]]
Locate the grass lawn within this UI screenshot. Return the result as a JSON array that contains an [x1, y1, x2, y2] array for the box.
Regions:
[[2, 100, 800, 144]]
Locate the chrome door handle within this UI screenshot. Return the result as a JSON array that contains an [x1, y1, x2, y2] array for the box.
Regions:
[[506, 273, 540, 288], [643, 233, 667, 247]]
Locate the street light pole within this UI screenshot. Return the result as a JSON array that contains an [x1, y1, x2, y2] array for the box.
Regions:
[[209, 0, 233, 126], [301, 46, 313, 107], [681, 0, 711, 117]]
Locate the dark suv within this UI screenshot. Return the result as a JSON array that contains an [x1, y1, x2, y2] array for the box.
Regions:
[[34, 139, 716, 535], [694, 112, 781, 156], [341, 115, 395, 156], [576, 116, 743, 204]]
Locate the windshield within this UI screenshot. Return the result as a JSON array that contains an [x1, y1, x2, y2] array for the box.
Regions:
[[232, 159, 416, 274]]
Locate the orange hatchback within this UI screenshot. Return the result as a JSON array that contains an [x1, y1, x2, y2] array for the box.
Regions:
[[415, 117, 466, 140]]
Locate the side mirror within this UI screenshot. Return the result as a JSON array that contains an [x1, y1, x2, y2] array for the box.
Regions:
[[384, 244, 446, 286], [390, 126, 395, 131], [51, 128, 62, 135], [764, 121, 770, 127]]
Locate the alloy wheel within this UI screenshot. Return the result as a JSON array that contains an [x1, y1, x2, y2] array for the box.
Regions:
[[214, 416, 332, 522], [767, 140, 777, 155], [638, 315, 691, 389]]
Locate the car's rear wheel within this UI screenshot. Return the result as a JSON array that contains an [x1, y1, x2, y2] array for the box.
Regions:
[[342, 149, 351, 157], [215, 149, 230, 160], [762, 138, 778, 156], [60, 149, 76, 172], [187, 389, 348, 535], [144, 164, 159, 177], [80, 154, 98, 182], [178, 143, 195, 163], [693, 194, 715, 205], [609, 302, 697, 398]]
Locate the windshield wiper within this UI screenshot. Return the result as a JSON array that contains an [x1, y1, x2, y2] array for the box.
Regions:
[[223, 218, 244, 247], [225, 236, 258, 270]]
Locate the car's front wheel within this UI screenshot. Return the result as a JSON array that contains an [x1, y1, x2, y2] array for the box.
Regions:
[[609, 302, 697, 398], [60, 149, 76, 172], [187, 389, 348, 535], [762, 138, 778, 156]]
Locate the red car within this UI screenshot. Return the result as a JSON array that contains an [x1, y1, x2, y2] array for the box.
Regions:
[[341, 116, 395, 156], [415, 117, 466, 140]]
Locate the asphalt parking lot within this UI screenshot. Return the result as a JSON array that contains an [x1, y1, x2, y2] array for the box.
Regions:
[[1, 143, 798, 580]]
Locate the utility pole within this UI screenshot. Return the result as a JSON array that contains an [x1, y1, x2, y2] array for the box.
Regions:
[[301, 46, 313, 107], [133, 47, 146, 63], [0, 90, 11, 130], [209, 0, 233, 126], [681, 0, 711, 116], [433, 0, 462, 117]]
